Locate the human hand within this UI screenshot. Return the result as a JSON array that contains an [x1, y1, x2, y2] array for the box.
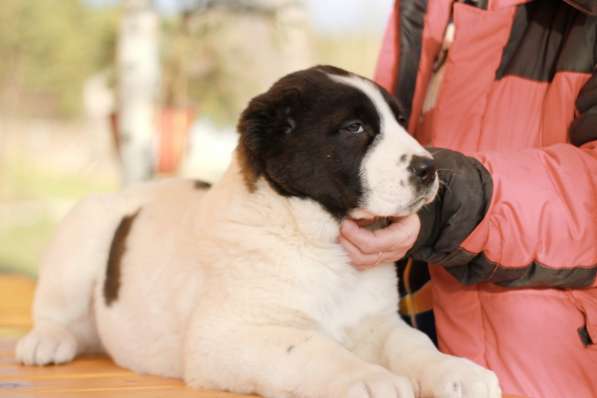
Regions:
[[339, 214, 421, 271]]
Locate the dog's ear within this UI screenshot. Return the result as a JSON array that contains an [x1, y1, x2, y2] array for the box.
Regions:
[[237, 86, 300, 190]]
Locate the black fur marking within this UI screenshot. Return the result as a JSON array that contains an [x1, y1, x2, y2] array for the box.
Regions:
[[104, 209, 141, 306], [193, 180, 212, 190], [379, 84, 409, 128], [237, 65, 406, 219]]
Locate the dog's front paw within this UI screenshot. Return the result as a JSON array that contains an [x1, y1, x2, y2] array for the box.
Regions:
[[16, 323, 77, 366], [417, 355, 501, 398], [332, 366, 414, 398]]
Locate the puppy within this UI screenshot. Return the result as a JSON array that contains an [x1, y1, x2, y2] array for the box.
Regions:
[[16, 66, 500, 398]]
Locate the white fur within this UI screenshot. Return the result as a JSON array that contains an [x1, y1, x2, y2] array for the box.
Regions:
[[17, 73, 499, 398], [328, 73, 438, 217]]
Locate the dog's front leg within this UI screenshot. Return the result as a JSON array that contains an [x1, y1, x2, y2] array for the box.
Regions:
[[184, 321, 414, 398], [362, 314, 501, 398]]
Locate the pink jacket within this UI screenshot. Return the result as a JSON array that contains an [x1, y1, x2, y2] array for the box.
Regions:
[[375, 1, 597, 397]]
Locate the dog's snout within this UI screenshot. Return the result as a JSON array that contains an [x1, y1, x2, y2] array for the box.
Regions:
[[409, 155, 436, 184]]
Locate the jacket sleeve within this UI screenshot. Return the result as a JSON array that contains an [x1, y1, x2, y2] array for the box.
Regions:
[[409, 74, 597, 288]]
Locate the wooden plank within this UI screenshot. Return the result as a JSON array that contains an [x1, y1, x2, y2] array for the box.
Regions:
[[0, 338, 255, 398], [0, 387, 244, 398], [0, 276, 34, 330]]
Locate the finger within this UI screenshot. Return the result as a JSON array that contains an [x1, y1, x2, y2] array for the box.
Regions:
[[341, 215, 419, 255], [355, 263, 373, 271], [340, 219, 382, 254], [340, 234, 408, 269], [379, 249, 409, 263], [339, 235, 379, 268], [367, 215, 420, 251], [338, 235, 380, 270]]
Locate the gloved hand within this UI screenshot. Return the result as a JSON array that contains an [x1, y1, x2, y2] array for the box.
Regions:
[[408, 147, 493, 265], [339, 147, 493, 269]]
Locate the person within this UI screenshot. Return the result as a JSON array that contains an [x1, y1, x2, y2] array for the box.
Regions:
[[339, 1, 597, 397]]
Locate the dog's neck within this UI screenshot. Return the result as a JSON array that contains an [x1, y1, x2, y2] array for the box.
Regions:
[[216, 153, 342, 245]]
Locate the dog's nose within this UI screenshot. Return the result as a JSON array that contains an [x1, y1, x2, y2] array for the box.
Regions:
[[408, 155, 436, 185]]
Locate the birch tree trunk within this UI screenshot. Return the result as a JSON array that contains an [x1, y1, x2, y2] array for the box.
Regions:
[[117, 0, 160, 185]]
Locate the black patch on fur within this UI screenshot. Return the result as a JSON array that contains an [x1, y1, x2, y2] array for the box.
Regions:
[[104, 209, 141, 306], [237, 65, 406, 219], [193, 180, 212, 190], [379, 78, 409, 128]]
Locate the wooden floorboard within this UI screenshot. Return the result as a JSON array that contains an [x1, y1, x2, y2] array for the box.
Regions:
[[0, 275, 520, 397], [0, 336, 255, 398]]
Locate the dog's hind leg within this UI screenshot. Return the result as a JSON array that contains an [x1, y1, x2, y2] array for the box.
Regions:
[[16, 194, 126, 366]]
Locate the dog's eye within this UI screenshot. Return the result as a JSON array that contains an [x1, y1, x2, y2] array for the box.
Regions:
[[341, 121, 364, 135]]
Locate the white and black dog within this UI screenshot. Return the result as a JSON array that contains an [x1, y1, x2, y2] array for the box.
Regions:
[[16, 66, 500, 398]]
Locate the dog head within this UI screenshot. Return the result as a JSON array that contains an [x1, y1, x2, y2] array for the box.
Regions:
[[237, 65, 438, 220]]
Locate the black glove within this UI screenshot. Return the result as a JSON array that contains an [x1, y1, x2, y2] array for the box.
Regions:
[[408, 147, 493, 267]]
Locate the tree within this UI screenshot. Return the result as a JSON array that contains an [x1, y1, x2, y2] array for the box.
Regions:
[[0, 0, 117, 117], [117, 0, 160, 185]]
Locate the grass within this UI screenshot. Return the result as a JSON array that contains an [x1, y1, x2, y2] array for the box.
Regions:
[[0, 153, 117, 276], [0, 216, 55, 276], [0, 155, 116, 200]]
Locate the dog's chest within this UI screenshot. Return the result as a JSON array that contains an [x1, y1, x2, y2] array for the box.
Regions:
[[295, 253, 398, 344]]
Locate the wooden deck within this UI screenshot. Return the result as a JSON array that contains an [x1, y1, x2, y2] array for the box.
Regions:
[[0, 340, 249, 397], [0, 275, 519, 397]]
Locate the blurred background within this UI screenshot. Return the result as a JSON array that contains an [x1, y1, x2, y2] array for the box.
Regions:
[[0, 0, 392, 276]]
